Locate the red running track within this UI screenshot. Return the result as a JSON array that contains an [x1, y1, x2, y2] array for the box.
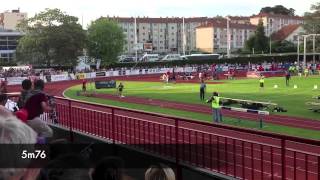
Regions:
[[6, 77, 320, 179], [46, 97, 320, 180], [7, 76, 320, 131]]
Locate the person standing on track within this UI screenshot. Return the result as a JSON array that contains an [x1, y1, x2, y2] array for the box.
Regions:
[[199, 80, 206, 101], [118, 82, 124, 98], [285, 71, 291, 86], [206, 92, 222, 123], [259, 75, 265, 90], [82, 79, 87, 92]]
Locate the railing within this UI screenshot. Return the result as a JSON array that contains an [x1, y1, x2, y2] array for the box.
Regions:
[[40, 96, 320, 180]]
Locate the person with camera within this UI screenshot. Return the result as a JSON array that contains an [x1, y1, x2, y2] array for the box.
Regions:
[[24, 79, 53, 138], [206, 92, 222, 123]]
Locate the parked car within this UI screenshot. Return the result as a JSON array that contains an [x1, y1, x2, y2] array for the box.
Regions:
[[140, 54, 159, 62], [161, 54, 183, 61]]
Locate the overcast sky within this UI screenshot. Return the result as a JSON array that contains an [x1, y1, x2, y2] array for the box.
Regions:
[[1, 0, 318, 28]]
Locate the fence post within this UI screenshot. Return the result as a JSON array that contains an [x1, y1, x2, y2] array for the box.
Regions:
[[68, 99, 74, 142], [112, 108, 115, 145], [281, 139, 286, 180], [175, 118, 182, 180]]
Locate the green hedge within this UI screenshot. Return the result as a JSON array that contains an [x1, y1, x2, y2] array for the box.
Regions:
[[108, 55, 312, 69]]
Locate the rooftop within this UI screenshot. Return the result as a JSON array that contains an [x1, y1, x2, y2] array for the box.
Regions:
[[108, 16, 223, 23], [197, 21, 257, 29], [271, 24, 301, 41]]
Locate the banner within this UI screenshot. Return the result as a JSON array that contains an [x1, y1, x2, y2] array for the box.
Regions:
[[7, 77, 28, 85], [95, 71, 106, 77], [84, 72, 96, 79], [50, 74, 69, 82], [95, 80, 116, 89], [69, 74, 76, 80]]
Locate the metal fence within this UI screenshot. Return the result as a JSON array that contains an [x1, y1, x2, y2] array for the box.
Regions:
[[41, 96, 320, 180]]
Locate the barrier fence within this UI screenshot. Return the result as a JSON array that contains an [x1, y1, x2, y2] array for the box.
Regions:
[[40, 97, 320, 180]]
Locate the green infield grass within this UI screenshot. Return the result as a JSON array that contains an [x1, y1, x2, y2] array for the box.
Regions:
[[64, 76, 320, 139], [68, 76, 320, 120]]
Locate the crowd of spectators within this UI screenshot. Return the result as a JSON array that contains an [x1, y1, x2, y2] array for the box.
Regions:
[[1, 61, 319, 79]]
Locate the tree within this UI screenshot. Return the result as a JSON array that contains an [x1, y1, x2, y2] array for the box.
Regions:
[[16, 8, 86, 67], [245, 20, 269, 53], [304, 2, 320, 52], [87, 18, 125, 66], [260, 5, 295, 16], [271, 40, 296, 53]]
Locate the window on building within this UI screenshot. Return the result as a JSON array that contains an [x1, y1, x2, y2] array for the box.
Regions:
[[131, 41, 134, 44], [130, 35, 134, 38], [142, 32, 145, 35], [160, 35, 163, 38], [171, 32, 174, 35], [123, 29, 127, 32], [160, 41, 163, 44], [171, 26, 174, 29], [142, 26, 145, 30], [172, 38, 174, 42]]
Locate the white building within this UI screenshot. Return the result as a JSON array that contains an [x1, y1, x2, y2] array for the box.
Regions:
[[0, 9, 27, 30], [250, 13, 304, 37], [109, 17, 216, 54], [271, 24, 305, 44]]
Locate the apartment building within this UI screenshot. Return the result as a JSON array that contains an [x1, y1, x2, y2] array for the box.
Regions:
[[109, 17, 216, 54], [196, 21, 256, 53], [250, 13, 304, 37], [0, 9, 27, 30]]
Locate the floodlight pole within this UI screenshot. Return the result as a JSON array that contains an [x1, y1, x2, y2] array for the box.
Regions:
[[297, 35, 300, 65], [182, 17, 186, 56], [303, 35, 307, 68], [134, 17, 138, 62], [313, 35, 316, 64], [303, 34, 320, 68], [226, 16, 231, 58]]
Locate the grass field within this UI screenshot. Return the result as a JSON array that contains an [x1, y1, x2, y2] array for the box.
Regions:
[[64, 76, 320, 139]]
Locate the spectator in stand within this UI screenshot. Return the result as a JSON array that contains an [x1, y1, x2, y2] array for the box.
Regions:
[[17, 79, 32, 109], [0, 93, 7, 106], [145, 164, 175, 180], [0, 80, 7, 94], [0, 106, 39, 180], [24, 79, 53, 138], [38, 154, 91, 180], [91, 157, 132, 180]]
